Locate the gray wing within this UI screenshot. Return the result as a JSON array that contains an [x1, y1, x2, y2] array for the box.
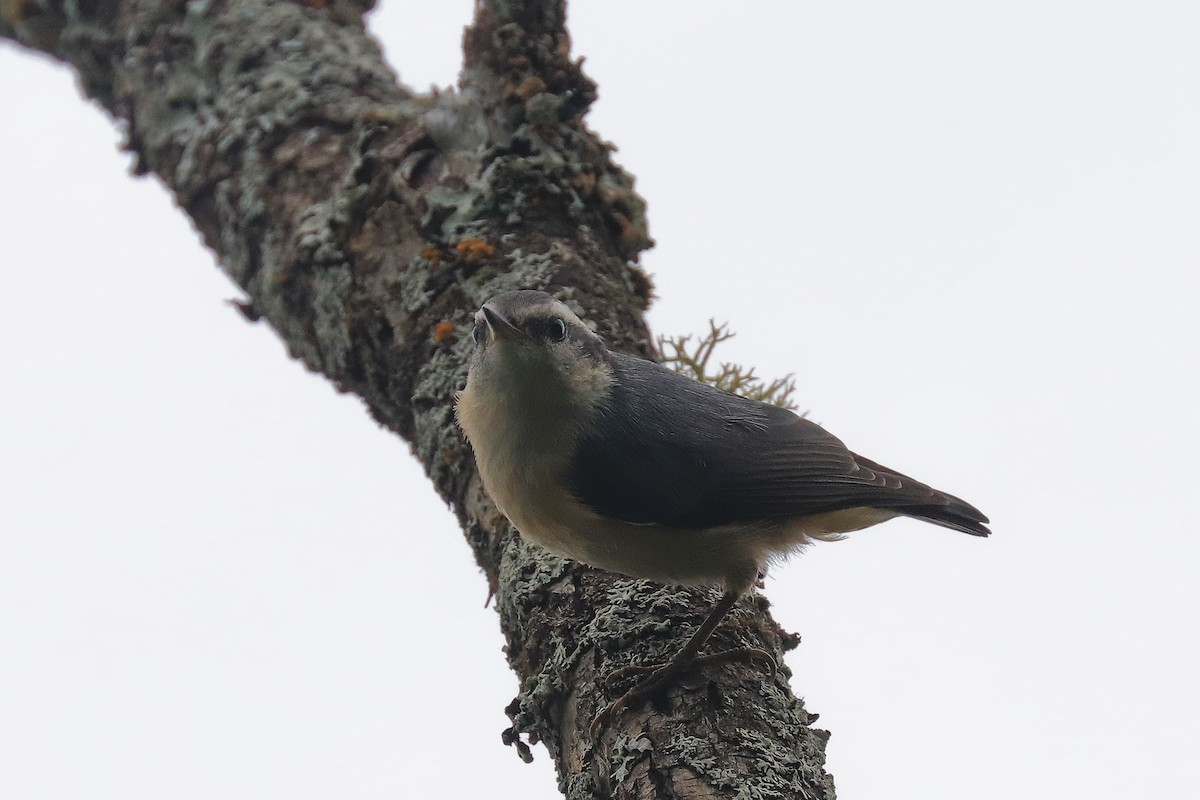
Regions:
[[566, 353, 989, 535]]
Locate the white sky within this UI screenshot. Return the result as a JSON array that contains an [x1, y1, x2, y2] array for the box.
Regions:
[[2, 2, 1198, 798]]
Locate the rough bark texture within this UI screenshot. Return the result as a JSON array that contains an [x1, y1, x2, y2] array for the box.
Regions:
[[3, 1, 836, 796]]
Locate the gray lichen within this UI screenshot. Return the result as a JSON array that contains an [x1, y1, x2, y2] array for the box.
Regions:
[[609, 732, 653, 783], [411, 334, 475, 483], [664, 726, 824, 800]]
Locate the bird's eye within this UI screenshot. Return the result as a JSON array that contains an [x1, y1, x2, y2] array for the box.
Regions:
[[548, 317, 567, 342], [472, 319, 487, 345]]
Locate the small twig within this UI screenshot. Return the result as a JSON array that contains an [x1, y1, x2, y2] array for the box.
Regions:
[[656, 322, 799, 411]]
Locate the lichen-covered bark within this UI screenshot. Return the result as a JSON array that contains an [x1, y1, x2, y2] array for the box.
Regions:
[[2, 1, 836, 796]]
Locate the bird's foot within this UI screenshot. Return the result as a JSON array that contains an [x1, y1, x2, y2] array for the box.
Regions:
[[591, 646, 776, 737]]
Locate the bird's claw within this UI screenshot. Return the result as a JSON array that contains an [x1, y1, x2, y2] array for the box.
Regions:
[[694, 646, 778, 680]]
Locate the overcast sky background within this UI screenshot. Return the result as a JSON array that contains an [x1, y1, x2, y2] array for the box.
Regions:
[[3, 2, 1198, 798]]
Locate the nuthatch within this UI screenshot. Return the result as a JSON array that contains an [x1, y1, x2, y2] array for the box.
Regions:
[[456, 290, 989, 718]]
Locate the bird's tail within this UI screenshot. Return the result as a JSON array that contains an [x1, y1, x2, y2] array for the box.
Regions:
[[849, 453, 991, 537], [905, 497, 991, 537]]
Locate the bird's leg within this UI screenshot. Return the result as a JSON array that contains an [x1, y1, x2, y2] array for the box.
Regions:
[[603, 591, 740, 693], [592, 591, 776, 735]]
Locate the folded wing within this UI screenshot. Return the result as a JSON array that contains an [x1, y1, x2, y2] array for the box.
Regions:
[[566, 353, 989, 536]]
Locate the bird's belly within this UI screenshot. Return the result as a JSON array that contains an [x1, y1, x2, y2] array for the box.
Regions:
[[491, 477, 770, 594], [477, 450, 889, 595]]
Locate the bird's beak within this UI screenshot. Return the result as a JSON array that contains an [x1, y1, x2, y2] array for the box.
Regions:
[[481, 306, 525, 342]]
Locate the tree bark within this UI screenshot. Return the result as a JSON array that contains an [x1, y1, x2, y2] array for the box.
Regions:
[[2, 1, 836, 796]]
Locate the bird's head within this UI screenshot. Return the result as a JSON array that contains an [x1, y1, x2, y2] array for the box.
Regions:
[[465, 290, 613, 412]]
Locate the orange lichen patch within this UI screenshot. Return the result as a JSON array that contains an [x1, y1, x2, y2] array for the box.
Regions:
[[432, 321, 457, 343], [455, 238, 495, 262], [420, 247, 442, 264]]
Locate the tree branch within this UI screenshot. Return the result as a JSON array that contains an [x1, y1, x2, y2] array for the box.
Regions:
[[2, 1, 835, 796]]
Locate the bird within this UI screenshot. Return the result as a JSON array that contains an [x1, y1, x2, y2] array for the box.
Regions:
[[455, 289, 989, 722]]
